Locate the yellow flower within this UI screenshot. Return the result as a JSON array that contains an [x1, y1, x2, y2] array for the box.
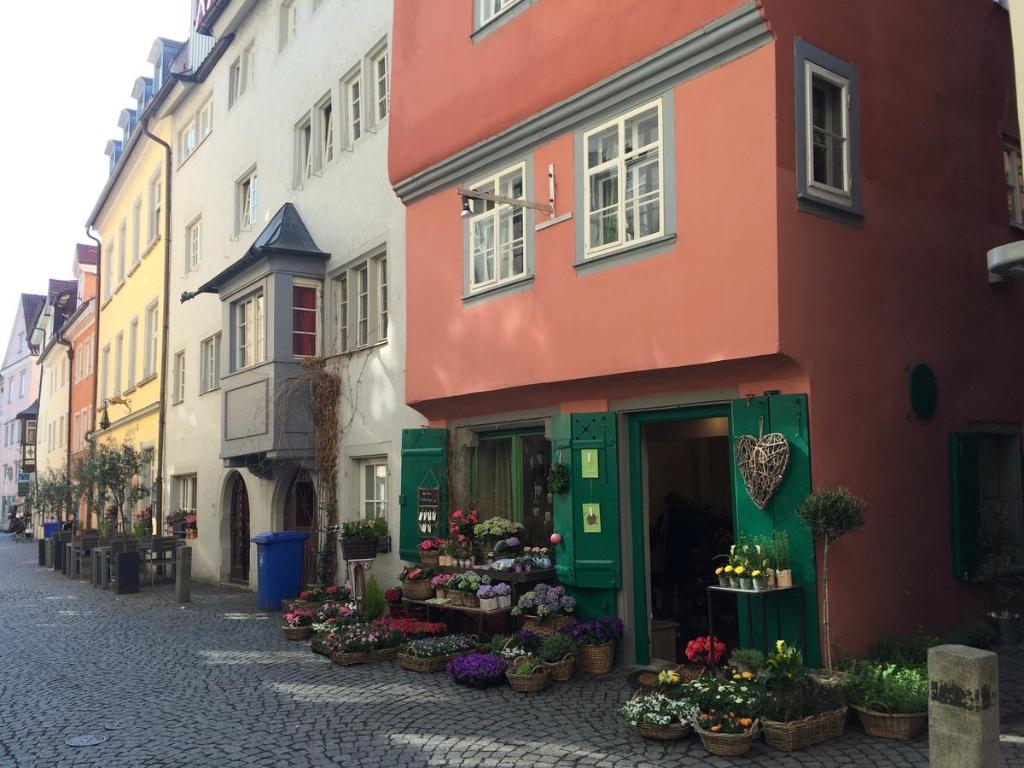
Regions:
[[776, 639, 786, 654], [714, 567, 724, 575], [751, 570, 762, 578], [724, 565, 734, 573], [732, 673, 741, 680], [741, 671, 754, 680], [734, 566, 746, 576], [657, 670, 680, 686]]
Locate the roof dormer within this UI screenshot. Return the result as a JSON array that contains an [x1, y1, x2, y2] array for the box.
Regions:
[[118, 108, 138, 145], [105, 139, 123, 174], [132, 76, 154, 114], [149, 37, 186, 92]]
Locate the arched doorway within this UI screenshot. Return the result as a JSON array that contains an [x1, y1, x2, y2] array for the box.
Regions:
[[230, 474, 251, 583], [284, 469, 318, 587]]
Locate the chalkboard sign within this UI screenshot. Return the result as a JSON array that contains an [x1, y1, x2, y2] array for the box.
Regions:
[[417, 487, 439, 536]]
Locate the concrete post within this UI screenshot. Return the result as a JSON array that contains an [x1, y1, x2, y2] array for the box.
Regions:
[[175, 546, 191, 603], [928, 644, 999, 768]]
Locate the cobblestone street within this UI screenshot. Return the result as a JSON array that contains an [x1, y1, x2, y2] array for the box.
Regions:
[[0, 537, 1021, 767]]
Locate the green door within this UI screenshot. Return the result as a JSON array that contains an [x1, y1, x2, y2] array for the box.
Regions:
[[398, 428, 448, 562], [551, 412, 621, 619], [731, 394, 820, 668]]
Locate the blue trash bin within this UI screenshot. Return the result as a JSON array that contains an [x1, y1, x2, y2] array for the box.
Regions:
[[43, 522, 60, 539], [252, 531, 310, 611]]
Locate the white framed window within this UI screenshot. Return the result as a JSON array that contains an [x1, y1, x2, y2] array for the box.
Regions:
[[333, 273, 348, 354], [318, 94, 334, 165], [148, 171, 162, 242], [200, 333, 221, 393], [468, 163, 527, 290], [583, 100, 663, 258], [280, 0, 297, 49], [805, 62, 850, 202], [229, 42, 255, 107], [72, 413, 80, 452], [236, 167, 258, 233], [355, 264, 369, 347], [132, 199, 142, 265], [229, 59, 242, 106], [18, 370, 25, 398], [345, 71, 362, 145], [478, 0, 524, 26], [101, 345, 110, 403], [58, 415, 65, 448], [235, 292, 265, 370], [179, 117, 198, 159], [372, 46, 389, 122], [378, 256, 388, 341], [113, 332, 123, 396], [176, 474, 198, 515], [103, 245, 112, 301], [127, 317, 138, 388], [180, 99, 213, 160], [143, 301, 158, 379], [360, 458, 388, 518], [172, 350, 185, 404], [118, 221, 127, 282], [186, 217, 202, 271], [292, 279, 321, 357], [1005, 142, 1024, 228], [332, 252, 388, 353], [295, 114, 314, 186]]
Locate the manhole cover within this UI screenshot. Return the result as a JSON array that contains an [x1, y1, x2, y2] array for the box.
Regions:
[[65, 735, 107, 747], [104, 719, 133, 731]]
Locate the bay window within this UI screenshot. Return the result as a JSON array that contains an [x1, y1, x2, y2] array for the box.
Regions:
[[235, 292, 265, 369], [292, 280, 320, 357]]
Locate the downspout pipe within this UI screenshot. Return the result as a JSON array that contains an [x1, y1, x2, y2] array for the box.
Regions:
[[85, 228, 101, 529], [141, 116, 172, 532], [54, 330, 73, 527]]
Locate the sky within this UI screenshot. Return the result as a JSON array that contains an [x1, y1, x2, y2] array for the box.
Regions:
[[0, 1, 191, 335]]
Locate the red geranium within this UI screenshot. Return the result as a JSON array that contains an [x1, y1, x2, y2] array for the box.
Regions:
[[685, 635, 726, 666]]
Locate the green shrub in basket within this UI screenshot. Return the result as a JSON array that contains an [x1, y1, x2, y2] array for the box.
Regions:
[[842, 662, 927, 714]]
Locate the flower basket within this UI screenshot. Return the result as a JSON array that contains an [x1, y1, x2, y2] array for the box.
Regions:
[[436, 587, 448, 600], [545, 654, 575, 682], [506, 661, 550, 693], [479, 597, 499, 612], [420, 550, 440, 567], [462, 593, 480, 609], [577, 641, 615, 674], [398, 649, 474, 673], [498, 594, 513, 609], [636, 722, 691, 741], [372, 646, 401, 661], [402, 580, 435, 601], [852, 705, 927, 741], [282, 625, 313, 641], [762, 707, 847, 751], [695, 721, 758, 757], [341, 537, 379, 560], [522, 614, 570, 637], [331, 649, 371, 666], [311, 635, 330, 655], [286, 599, 320, 613], [675, 664, 708, 682]]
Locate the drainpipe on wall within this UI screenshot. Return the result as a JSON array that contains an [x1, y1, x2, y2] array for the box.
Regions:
[[141, 117, 172, 532], [85, 229, 101, 529], [54, 332, 73, 526]]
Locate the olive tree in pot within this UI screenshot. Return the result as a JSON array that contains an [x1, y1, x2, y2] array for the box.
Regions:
[[797, 487, 865, 677]]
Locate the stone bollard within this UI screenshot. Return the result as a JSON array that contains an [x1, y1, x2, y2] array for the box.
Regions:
[[175, 546, 192, 603], [928, 644, 999, 768]]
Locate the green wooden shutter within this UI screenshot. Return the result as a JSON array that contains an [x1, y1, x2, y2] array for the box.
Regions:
[[551, 412, 620, 618], [950, 433, 982, 581], [731, 394, 821, 668], [398, 428, 448, 562]]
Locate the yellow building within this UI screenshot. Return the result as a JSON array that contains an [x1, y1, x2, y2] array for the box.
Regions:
[[87, 39, 183, 528]]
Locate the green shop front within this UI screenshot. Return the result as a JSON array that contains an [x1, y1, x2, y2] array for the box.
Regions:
[[398, 394, 820, 668]]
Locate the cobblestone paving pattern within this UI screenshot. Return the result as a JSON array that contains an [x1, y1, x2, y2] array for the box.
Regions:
[[1, 536, 1022, 767]]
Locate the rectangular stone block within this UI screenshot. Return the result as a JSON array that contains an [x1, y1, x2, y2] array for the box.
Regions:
[[928, 644, 999, 768], [175, 546, 192, 603]]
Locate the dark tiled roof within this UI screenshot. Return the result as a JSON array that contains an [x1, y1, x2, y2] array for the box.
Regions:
[[17, 400, 38, 419], [21, 294, 45, 340], [48, 279, 77, 305], [75, 244, 98, 265]]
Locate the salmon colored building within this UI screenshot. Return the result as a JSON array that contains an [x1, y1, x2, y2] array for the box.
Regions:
[[390, 0, 1024, 666], [67, 245, 99, 525]]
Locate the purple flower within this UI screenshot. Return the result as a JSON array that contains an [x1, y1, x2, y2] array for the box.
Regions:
[[446, 653, 508, 687], [505, 536, 521, 548], [493, 583, 511, 597], [477, 585, 495, 599], [567, 617, 624, 646]]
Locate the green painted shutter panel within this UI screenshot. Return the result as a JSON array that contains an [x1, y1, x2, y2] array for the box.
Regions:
[[398, 428, 448, 562], [552, 412, 621, 618], [730, 394, 821, 669], [950, 433, 982, 581]]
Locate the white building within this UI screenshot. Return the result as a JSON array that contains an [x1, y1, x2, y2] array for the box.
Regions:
[[161, 0, 423, 589], [33, 279, 79, 487], [0, 294, 45, 522]]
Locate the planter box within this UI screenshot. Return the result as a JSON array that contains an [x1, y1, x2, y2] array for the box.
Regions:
[[113, 551, 140, 595], [479, 597, 499, 612], [762, 707, 847, 751]]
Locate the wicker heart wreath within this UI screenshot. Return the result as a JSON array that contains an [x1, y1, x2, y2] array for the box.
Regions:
[[734, 432, 790, 510]]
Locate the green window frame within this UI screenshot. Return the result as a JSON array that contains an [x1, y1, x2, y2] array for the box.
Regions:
[[468, 427, 552, 541]]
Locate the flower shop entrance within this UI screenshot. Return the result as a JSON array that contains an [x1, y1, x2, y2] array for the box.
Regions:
[[628, 405, 737, 665]]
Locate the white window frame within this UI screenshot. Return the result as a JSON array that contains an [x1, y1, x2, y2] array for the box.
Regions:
[[804, 61, 851, 205], [279, 0, 297, 50], [1005, 142, 1024, 228], [172, 350, 185, 404], [200, 333, 221, 394], [295, 114, 314, 186], [355, 264, 369, 347], [359, 458, 388, 519], [467, 162, 528, 291], [101, 345, 110, 403], [478, 0, 524, 27], [177, 474, 198, 515], [333, 273, 348, 354], [235, 292, 265, 370], [292, 278, 321, 358], [317, 94, 335, 166], [372, 46, 389, 122], [186, 216, 202, 271], [377, 255, 388, 342], [127, 316, 138, 388], [18, 370, 25, 398], [345, 71, 362, 146], [583, 100, 665, 259], [143, 301, 158, 379], [113, 332, 123, 396], [118, 221, 127, 282], [132, 199, 142, 265], [148, 170, 162, 243], [237, 167, 258, 233]]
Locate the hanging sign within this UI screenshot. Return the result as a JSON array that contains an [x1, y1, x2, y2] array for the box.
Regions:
[[417, 486, 439, 536], [734, 429, 790, 510], [582, 503, 602, 533], [580, 449, 600, 479]]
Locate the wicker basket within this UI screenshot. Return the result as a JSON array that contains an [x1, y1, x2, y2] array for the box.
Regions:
[[448, 591, 465, 607], [463, 593, 480, 609], [675, 664, 709, 682], [436, 587, 448, 600], [311, 635, 331, 656], [399, 652, 455, 673], [695, 721, 758, 757], [545, 654, 575, 682], [522, 614, 571, 637], [331, 649, 371, 666], [420, 550, 440, 567], [506, 660, 550, 693], [282, 625, 313, 641], [578, 641, 615, 674], [402, 580, 435, 601], [852, 705, 927, 741], [762, 707, 847, 751], [341, 537, 379, 560], [636, 722, 691, 741], [372, 646, 401, 661], [285, 599, 320, 613]]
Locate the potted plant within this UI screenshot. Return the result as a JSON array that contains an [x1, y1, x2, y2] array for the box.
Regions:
[[713, 565, 730, 586], [418, 538, 444, 568], [430, 573, 455, 600], [446, 652, 508, 688], [497, 628, 543, 660], [474, 516, 523, 560], [505, 655, 550, 693], [282, 608, 314, 640], [329, 625, 380, 666], [620, 692, 693, 741], [751, 568, 768, 590], [511, 583, 576, 635], [477, 584, 499, 611], [399, 634, 478, 673], [340, 518, 387, 560], [539, 632, 575, 681], [566, 617, 623, 674], [844, 661, 928, 740], [681, 635, 726, 680], [694, 712, 758, 757], [451, 571, 489, 607], [399, 565, 435, 601], [729, 648, 765, 677], [772, 530, 793, 587], [761, 674, 847, 751], [493, 582, 512, 609], [797, 488, 866, 678]]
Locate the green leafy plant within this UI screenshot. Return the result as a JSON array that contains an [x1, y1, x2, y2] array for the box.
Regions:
[[843, 662, 927, 714], [874, 627, 940, 667], [341, 518, 387, 540], [539, 632, 576, 663], [771, 529, 791, 570], [509, 656, 543, 675], [762, 639, 803, 684], [488, 634, 512, 656], [361, 577, 386, 621], [798, 487, 865, 676], [729, 648, 765, 673], [762, 676, 846, 722]]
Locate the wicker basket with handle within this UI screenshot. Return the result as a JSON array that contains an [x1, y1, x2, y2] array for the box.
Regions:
[[544, 654, 575, 682], [852, 704, 927, 741], [629, 692, 690, 740], [577, 641, 615, 674], [402, 580, 435, 601], [762, 707, 847, 751], [506, 657, 550, 693], [282, 625, 313, 641], [522, 614, 571, 638], [695, 720, 758, 757]]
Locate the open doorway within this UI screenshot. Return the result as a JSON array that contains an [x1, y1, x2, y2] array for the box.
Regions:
[[641, 415, 737, 663]]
